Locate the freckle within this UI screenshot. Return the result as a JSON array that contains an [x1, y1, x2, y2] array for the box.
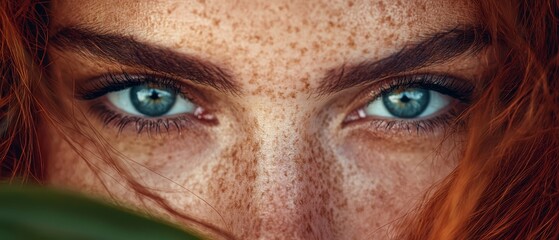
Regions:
[[347, 36, 356, 49], [250, 85, 264, 95], [231, 22, 239, 30], [312, 41, 321, 51], [249, 34, 261, 42], [248, 72, 258, 85], [379, 15, 388, 25], [166, 4, 178, 14], [288, 92, 297, 99], [384, 33, 396, 45], [264, 36, 274, 45], [406, 8, 414, 18], [290, 58, 301, 65], [301, 76, 311, 91], [212, 18, 221, 26], [289, 42, 297, 49], [264, 88, 276, 100], [376, 1, 386, 12], [347, 1, 354, 7]]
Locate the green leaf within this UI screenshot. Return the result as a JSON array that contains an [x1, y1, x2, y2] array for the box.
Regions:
[[0, 185, 202, 240]]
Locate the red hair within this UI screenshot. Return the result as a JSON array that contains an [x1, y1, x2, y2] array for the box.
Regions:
[[0, 0, 48, 181], [1, 0, 558, 239], [0, 1, 234, 238], [399, 0, 559, 238]]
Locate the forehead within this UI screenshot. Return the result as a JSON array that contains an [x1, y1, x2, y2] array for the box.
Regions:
[[50, 0, 478, 88]]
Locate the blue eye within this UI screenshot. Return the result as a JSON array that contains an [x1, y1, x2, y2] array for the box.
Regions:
[[107, 84, 196, 117], [129, 85, 176, 117], [382, 88, 430, 118], [361, 87, 452, 119]]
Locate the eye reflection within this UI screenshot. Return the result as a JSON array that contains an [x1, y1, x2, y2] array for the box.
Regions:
[[382, 88, 431, 118], [130, 85, 177, 117]]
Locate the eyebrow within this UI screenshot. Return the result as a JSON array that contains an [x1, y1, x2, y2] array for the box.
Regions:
[[317, 26, 490, 95], [51, 26, 489, 96], [50, 27, 240, 93]]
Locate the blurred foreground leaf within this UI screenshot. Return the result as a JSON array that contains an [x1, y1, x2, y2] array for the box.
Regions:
[[0, 185, 201, 240]]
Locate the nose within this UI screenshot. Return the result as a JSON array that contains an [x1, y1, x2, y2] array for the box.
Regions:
[[229, 99, 342, 239]]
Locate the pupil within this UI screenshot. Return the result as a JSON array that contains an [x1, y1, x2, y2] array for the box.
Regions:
[[149, 90, 160, 100], [130, 85, 177, 117], [382, 88, 430, 118], [400, 95, 411, 103]]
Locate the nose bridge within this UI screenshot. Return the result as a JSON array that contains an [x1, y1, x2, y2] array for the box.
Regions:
[[242, 97, 337, 239], [253, 98, 306, 212]]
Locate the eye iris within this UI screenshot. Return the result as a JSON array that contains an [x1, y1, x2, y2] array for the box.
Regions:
[[130, 85, 177, 117], [382, 88, 430, 118]]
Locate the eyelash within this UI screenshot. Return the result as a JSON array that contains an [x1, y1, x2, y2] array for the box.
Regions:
[[366, 109, 463, 135], [89, 103, 195, 134], [79, 73, 473, 135], [78, 72, 186, 100], [346, 74, 473, 134], [77, 73, 207, 135]]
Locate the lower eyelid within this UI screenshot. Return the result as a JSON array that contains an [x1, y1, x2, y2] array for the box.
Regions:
[[364, 109, 462, 135], [87, 102, 198, 134]]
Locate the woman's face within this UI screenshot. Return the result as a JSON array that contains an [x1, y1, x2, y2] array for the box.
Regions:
[[44, 0, 487, 239]]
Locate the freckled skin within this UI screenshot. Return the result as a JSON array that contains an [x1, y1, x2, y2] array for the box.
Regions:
[[44, 0, 480, 239]]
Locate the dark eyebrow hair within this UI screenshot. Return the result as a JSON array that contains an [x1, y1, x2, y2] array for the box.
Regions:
[[317, 26, 491, 95], [50, 27, 240, 94]]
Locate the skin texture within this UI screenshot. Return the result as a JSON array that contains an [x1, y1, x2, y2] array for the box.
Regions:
[[43, 0, 486, 239]]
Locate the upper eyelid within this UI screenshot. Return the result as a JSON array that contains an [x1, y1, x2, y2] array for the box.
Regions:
[[346, 73, 474, 115], [75, 72, 189, 100], [368, 74, 473, 98]]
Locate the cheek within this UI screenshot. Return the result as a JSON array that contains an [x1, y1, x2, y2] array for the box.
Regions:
[[42, 110, 261, 234], [42, 107, 460, 239], [43, 130, 125, 197], [330, 129, 458, 233], [340, 132, 456, 186]]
